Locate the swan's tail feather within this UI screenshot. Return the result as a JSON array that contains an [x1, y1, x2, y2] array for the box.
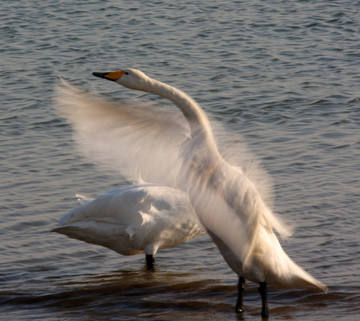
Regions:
[[303, 276, 328, 293], [264, 236, 328, 293], [290, 257, 328, 293], [285, 264, 328, 293]]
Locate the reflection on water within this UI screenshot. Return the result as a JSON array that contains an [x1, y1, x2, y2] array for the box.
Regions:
[[4, 267, 350, 321]]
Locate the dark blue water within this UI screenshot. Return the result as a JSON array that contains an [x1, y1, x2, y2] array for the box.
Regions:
[[1, 1, 359, 320]]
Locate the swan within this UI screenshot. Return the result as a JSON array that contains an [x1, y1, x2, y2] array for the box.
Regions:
[[56, 69, 327, 317], [53, 184, 204, 269]]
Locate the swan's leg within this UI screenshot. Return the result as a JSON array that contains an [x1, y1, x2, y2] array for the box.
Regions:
[[235, 276, 246, 313], [258, 282, 269, 318], [145, 254, 154, 270]]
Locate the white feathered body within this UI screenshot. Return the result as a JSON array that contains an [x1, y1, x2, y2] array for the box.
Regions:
[[55, 75, 327, 293], [181, 135, 327, 291], [53, 185, 204, 256]]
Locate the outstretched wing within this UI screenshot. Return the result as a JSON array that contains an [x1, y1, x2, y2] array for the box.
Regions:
[[54, 81, 289, 261], [55, 82, 189, 186]]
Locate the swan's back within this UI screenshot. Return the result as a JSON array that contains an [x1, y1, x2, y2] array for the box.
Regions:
[[53, 185, 204, 256]]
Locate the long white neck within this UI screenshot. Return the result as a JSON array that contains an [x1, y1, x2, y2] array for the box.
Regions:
[[145, 78, 217, 147]]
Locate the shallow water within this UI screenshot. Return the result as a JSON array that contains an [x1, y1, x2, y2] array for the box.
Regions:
[[1, 1, 359, 320]]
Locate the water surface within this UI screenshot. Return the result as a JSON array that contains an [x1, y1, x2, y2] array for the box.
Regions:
[[1, 1, 359, 320]]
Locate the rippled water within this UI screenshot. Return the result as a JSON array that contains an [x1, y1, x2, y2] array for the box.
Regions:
[[1, 1, 359, 320]]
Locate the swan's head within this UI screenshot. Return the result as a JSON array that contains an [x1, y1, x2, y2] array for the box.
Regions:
[[92, 68, 151, 91]]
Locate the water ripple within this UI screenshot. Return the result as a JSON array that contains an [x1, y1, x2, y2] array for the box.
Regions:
[[1, 0, 359, 320]]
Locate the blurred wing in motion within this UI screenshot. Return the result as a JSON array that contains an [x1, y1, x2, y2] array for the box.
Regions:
[[55, 82, 189, 186], [54, 82, 274, 205]]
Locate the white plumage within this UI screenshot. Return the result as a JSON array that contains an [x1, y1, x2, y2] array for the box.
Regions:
[[53, 184, 203, 268], [55, 69, 327, 317]]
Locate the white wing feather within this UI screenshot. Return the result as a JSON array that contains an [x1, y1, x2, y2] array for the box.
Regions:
[[54, 82, 292, 264], [55, 82, 274, 202], [55, 82, 189, 186]]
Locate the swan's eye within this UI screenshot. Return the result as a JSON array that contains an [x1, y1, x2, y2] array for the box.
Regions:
[[125, 72, 129, 75]]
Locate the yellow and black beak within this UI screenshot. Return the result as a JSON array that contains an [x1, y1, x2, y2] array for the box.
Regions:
[[92, 70, 126, 81]]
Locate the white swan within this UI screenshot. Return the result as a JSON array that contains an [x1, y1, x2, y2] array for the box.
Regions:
[[56, 69, 327, 317], [53, 184, 203, 269]]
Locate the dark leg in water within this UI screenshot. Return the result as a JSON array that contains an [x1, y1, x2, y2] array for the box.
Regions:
[[235, 276, 246, 313], [145, 254, 154, 270], [258, 281, 269, 318]]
